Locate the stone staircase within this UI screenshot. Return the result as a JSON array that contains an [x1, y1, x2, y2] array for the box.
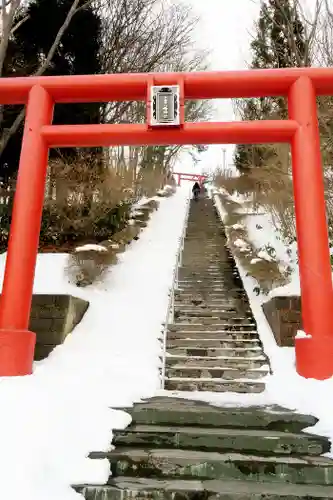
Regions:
[[165, 197, 270, 393], [78, 397, 333, 499], [76, 196, 333, 500]]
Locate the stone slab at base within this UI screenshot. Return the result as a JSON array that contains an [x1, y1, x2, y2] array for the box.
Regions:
[[262, 296, 302, 347]]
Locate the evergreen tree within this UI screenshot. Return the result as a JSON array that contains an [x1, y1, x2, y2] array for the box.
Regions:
[[234, 0, 308, 174], [0, 0, 102, 179]]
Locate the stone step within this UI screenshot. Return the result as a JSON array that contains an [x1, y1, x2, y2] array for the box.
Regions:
[[181, 254, 226, 257], [178, 268, 240, 274], [179, 266, 236, 271], [185, 235, 223, 238], [177, 279, 228, 284], [168, 324, 257, 332], [175, 298, 250, 305], [178, 276, 238, 280], [176, 292, 248, 300], [95, 448, 333, 484], [75, 477, 333, 500], [166, 338, 262, 348], [182, 243, 227, 246], [178, 273, 228, 278], [174, 300, 250, 308], [167, 333, 259, 343], [182, 242, 225, 245], [182, 250, 227, 254], [175, 316, 253, 325], [174, 301, 250, 311], [182, 241, 224, 244], [178, 277, 242, 283], [181, 257, 229, 261], [176, 289, 247, 296], [185, 242, 228, 246], [174, 321, 254, 329], [165, 354, 268, 369], [184, 238, 221, 241], [177, 278, 240, 284], [181, 254, 231, 259], [180, 264, 238, 268], [182, 249, 224, 253], [181, 281, 242, 287], [182, 243, 225, 247], [170, 319, 255, 328], [176, 287, 244, 293], [165, 364, 269, 380], [175, 307, 252, 316], [174, 309, 252, 318], [122, 397, 318, 432], [180, 261, 229, 265], [165, 377, 266, 392], [112, 425, 329, 456], [179, 268, 239, 273], [166, 345, 264, 357], [183, 245, 227, 249], [178, 269, 237, 274], [182, 264, 222, 268], [175, 292, 248, 301], [178, 273, 239, 278], [175, 290, 247, 298], [177, 284, 246, 291], [174, 297, 247, 305], [180, 264, 235, 269]]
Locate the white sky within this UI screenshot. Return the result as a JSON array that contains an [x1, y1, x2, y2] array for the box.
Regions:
[[174, 0, 317, 176], [174, 0, 261, 175]]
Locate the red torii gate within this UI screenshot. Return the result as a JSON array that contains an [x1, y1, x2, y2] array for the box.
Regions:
[[0, 68, 332, 379], [173, 172, 207, 186]]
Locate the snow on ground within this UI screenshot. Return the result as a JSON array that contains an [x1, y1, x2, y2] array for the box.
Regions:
[[156, 184, 176, 196], [213, 190, 333, 455], [245, 212, 298, 273], [0, 185, 190, 500], [75, 244, 107, 253]]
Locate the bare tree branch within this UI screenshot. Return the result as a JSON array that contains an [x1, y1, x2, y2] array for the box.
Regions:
[[0, 0, 21, 76], [0, 0, 92, 156]]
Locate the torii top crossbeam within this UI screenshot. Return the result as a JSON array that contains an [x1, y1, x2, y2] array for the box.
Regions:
[[2, 67, 333, 104], [173, 172, 207, 186]]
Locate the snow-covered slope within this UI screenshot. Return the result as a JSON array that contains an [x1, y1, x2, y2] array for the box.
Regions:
[[0, 185, 190, 500]]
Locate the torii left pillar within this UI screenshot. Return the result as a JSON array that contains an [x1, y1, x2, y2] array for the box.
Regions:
[[0, 85, 53, 375]]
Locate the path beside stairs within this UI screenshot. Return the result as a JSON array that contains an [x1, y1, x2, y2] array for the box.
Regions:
[[76, 196, 333, 500]]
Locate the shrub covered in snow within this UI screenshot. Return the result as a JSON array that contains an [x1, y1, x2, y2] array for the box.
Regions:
[[0, 156, 170, 251]]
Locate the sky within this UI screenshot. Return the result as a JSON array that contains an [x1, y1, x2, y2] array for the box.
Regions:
[[174, 0, 261, 175], [173, 0, 319, 177]]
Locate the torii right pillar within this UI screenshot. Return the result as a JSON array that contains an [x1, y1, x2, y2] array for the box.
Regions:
[[289, 76, 333, 379]]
